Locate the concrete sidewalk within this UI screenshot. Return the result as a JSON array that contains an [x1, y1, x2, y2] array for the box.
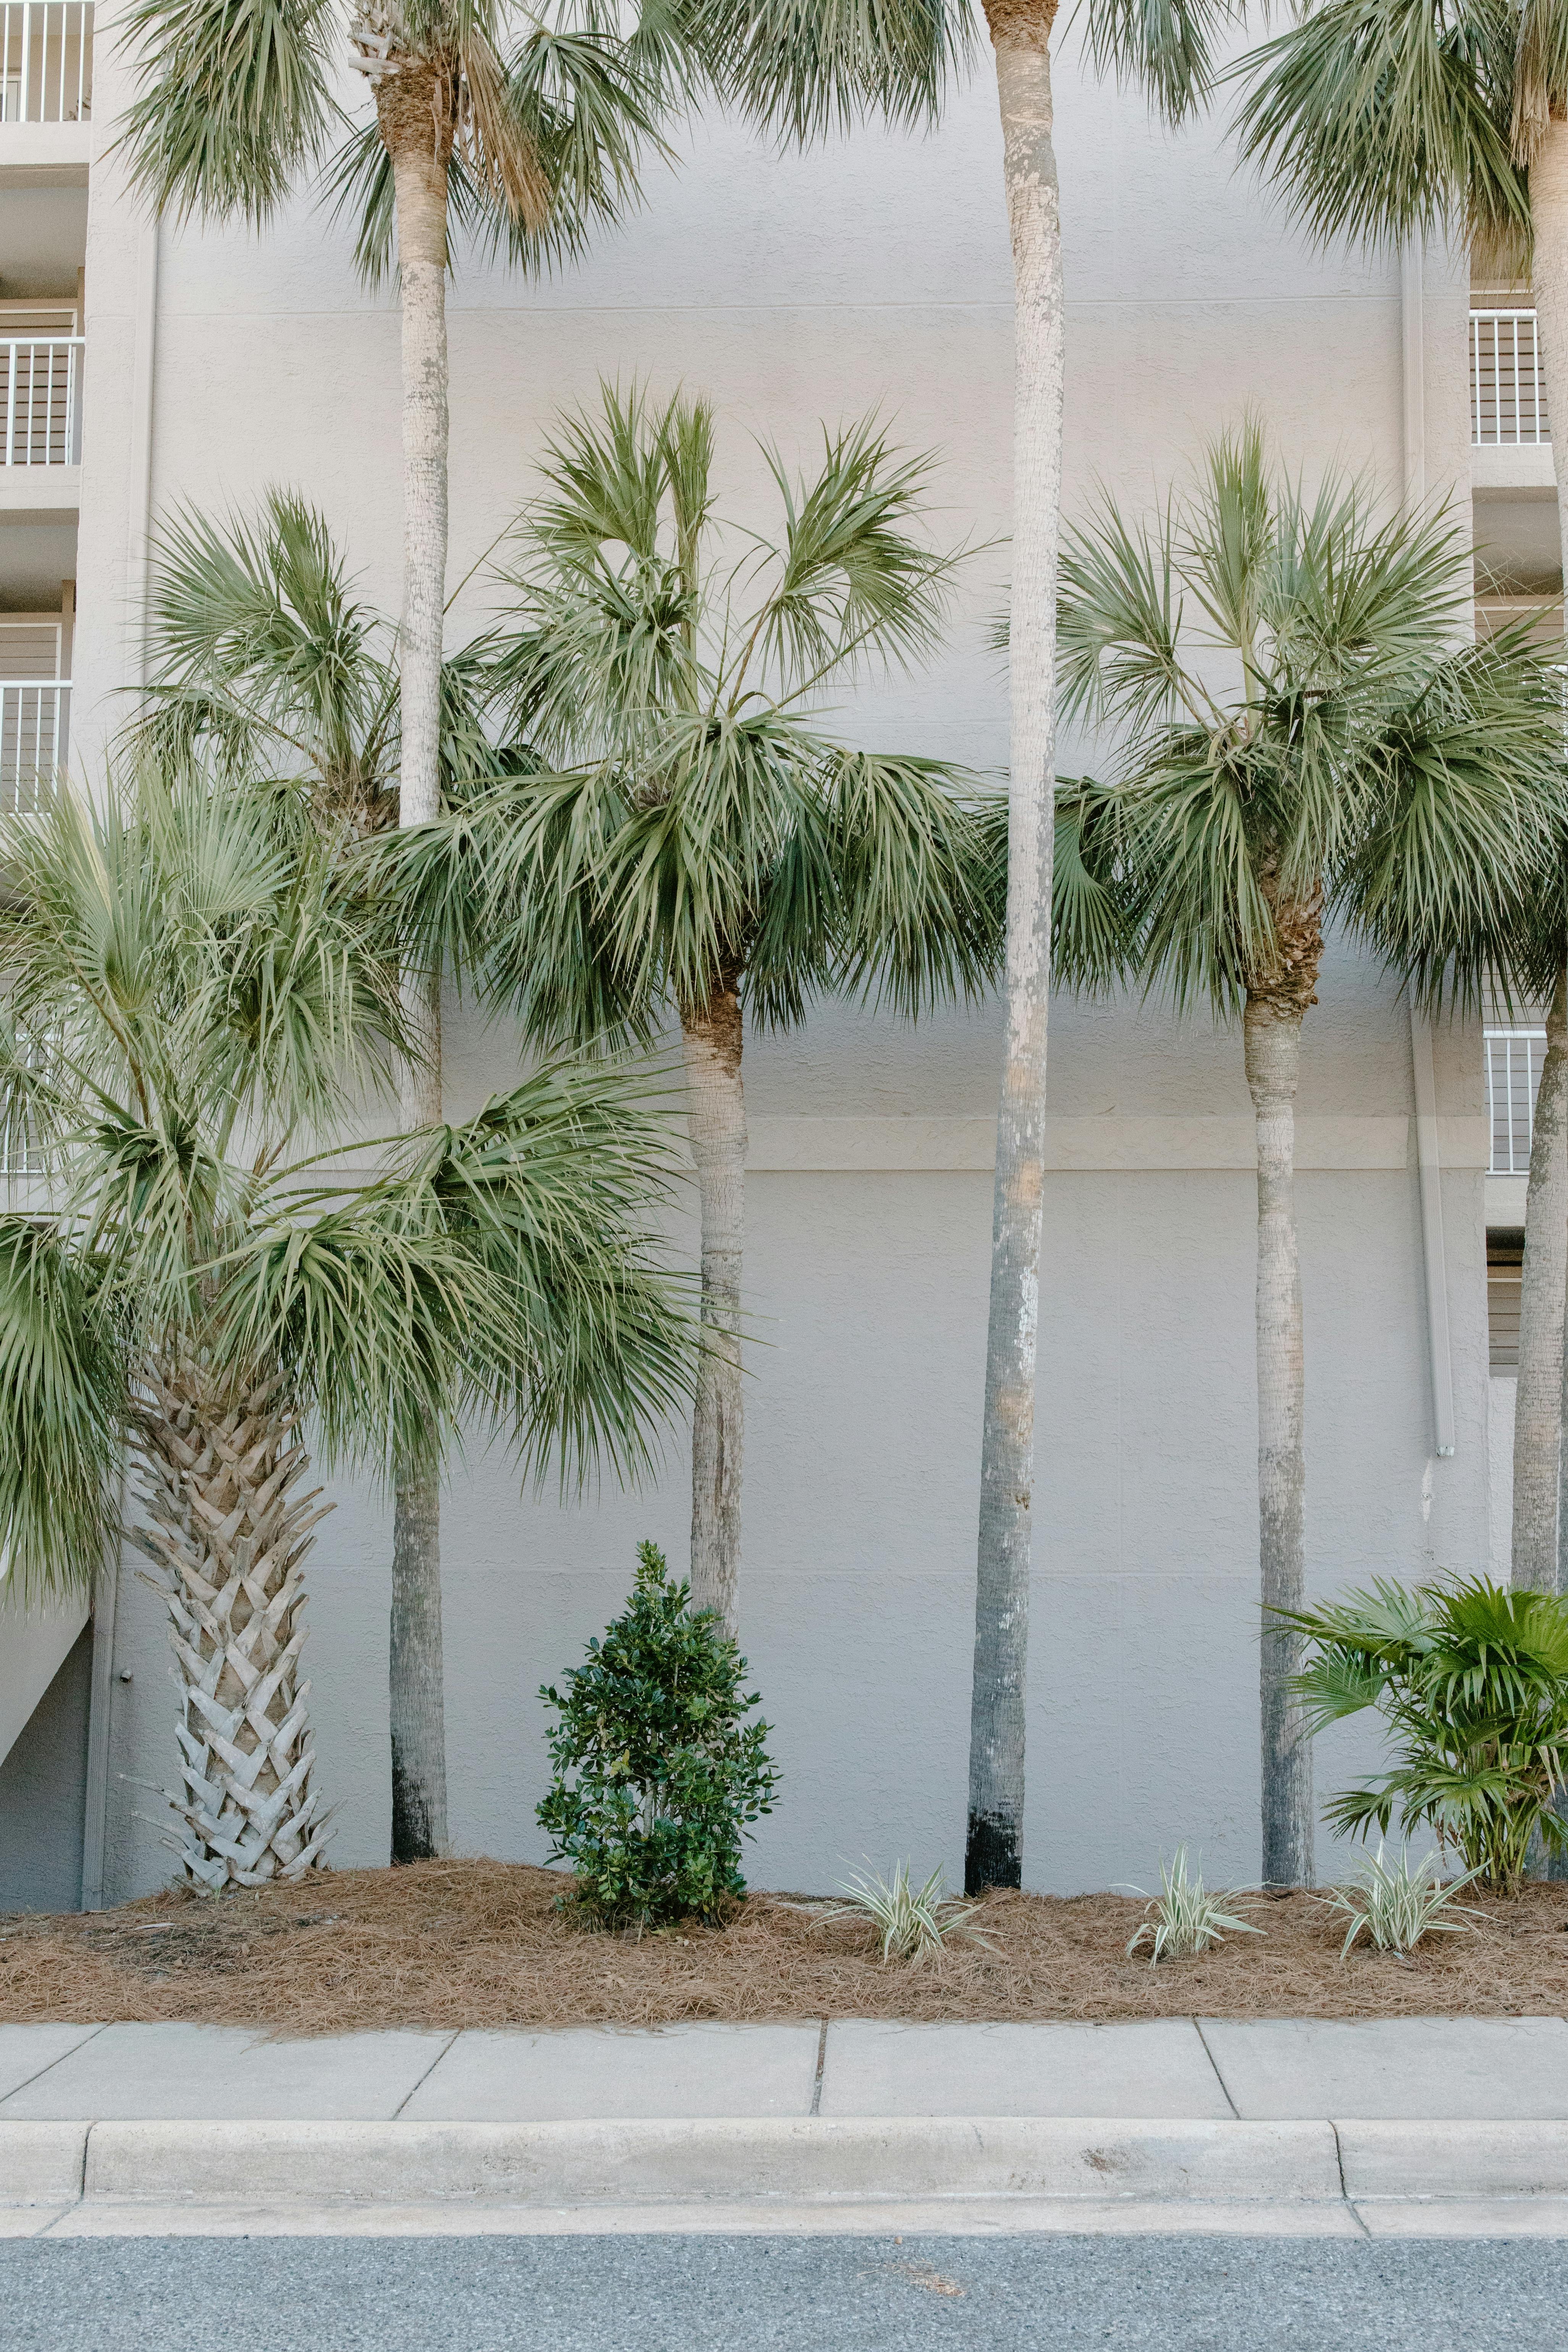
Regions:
[[4, 2017, 1568, 2237]]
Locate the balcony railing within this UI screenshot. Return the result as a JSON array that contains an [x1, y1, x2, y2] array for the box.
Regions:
[[0, 337, 81, 465], [0, 678, 68, 811], [1486, 1027, 1548, 1175], [0, 3, 91, 123], [1471, 309, 1550, 445]]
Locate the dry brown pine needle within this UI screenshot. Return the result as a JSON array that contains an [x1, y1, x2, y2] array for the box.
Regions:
[[3, 1861, 1568, 2035]]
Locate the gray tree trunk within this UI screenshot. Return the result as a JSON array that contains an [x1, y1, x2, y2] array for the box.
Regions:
[[1528, 124, 1568, 1608], [381, 59, 453, 1861], [966, 0, 1065, 1896], [1513, 966, 1568, 1591], [1530, 117, 1568, 636], [1245, 992, 1314, 1888], [681, 971, 747, 1635]]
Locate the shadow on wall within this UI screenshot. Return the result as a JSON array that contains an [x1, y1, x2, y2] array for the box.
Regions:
[[0, 1626, 90, 1913]]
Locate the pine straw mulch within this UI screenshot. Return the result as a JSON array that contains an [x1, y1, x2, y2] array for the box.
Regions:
[[4, 1860, 1568, 2035]]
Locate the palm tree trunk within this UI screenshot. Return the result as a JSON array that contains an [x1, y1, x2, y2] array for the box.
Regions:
[[380, 56, 454, 1860], [132, 1359, 332, 1889], [1528, 125, 1568, 1607], [1245, 991, 1314, 1888], [1512, 964, 1568, 1589], [1531, 117, 1568, 637], [965, 0, 1064, 1898], [680, 969, 746, 1633]]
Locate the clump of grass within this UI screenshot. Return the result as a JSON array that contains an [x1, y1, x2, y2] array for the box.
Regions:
[[823, 1862, 994, 1965], [1123, 1848, 1263, 1966], [1327, 1845, 1486, 1960]]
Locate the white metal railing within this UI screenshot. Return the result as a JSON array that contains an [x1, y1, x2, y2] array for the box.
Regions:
[[1471, 310, 1550, 445], [0, 338, 81, 465], [0, 678, 67, 811], [0, 4, 91, 123], [1486, 1027, 1549, 1175]]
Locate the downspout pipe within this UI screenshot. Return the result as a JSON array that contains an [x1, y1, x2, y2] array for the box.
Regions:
[[1402, 239, 1458, 1458]]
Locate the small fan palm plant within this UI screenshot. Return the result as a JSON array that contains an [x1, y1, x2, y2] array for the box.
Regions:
[[373, 383, 1005, 1631], [1231, 0, 1568, 1590], [1285, 1577, 1568, 1891], [0, 762, 689, 1888], [1057, 424, 1568, 1886]]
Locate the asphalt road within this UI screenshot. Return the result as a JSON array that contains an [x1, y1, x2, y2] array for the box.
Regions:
[[2, 2234, 1566, 2352]]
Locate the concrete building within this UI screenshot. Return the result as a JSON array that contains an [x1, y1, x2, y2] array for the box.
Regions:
[[0, 5, 1550, 1909]]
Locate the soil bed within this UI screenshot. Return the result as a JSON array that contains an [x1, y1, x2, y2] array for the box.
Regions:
[[4, 1861, 1568, 2034]]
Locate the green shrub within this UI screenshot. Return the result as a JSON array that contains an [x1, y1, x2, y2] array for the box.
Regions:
[[1284, 1575, 1568, 1892], [536, 1541, 780, 1927]]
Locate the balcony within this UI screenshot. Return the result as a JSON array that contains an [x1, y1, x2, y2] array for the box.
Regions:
[[0, 4, 91, 178], [0, 617, 68, 812], [0, 3, 90, 122], [1471, 309, 1557, 491], [0, 336, 82, 515]]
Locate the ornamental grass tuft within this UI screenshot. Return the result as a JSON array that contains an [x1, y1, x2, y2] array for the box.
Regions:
[[1327, 1844, 1485, 1960], [1123, 1848, 1263, 1966]]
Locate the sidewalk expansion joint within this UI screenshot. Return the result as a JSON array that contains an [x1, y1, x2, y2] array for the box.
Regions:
[[0, 2023, 107, 2119], [1190, 2019, 1239, 2119], [391, 2029, 462, 2119], [810, 2020, 828, 2116]]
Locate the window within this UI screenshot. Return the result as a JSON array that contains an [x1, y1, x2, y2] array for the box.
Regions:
[[1488, 1229, 1524, 1372]]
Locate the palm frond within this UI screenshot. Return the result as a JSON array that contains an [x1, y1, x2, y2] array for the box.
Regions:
[[696, 0, 975, 144], [0, 1219, 124, 1602], [1229, 0, 1529, 263], [1080, 0, 1247, 126], [744, 418, 959, 689], [114, 0, 339, 226], [221, 1064, 693, 1486]]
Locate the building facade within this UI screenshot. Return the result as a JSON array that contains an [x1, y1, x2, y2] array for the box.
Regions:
[[0, 6, 1544, 1907]]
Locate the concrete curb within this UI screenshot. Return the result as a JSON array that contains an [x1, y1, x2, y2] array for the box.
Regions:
[[5, 2117, 1568, 2215], [0, 2116, 1346, 2208], [1338, 2121, 1568, 2200]]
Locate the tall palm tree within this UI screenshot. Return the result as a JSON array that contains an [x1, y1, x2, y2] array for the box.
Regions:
[[373, 383, 1004, 1631], [115, 0, 676, 1858], [1056, 426, 1565, 1884], [1231, 0, 1568, 1590], [704, 0, 1246, 1890], [0, 762, 689, 1887]]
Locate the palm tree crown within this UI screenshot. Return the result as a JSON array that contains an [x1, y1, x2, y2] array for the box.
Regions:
[[373, 383, 1004, 1625]]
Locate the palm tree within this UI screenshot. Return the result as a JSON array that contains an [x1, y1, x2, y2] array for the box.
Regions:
[[0, 759, 689, 1887], [134, 487, 515, 1859], [373, 383, 1004, 1632], [118, 0, 668, 834], [1231, 0, 1568, 1590], [115, 0, 676, 1858], [1056, 426, 1565, 1883], [704, 0, 1247, 1890]]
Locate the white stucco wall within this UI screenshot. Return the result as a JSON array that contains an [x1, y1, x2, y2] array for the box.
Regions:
[[61, 26, 1489, 1901]]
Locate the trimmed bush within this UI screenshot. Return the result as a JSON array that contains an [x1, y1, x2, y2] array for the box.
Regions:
[[537, 1541, 779, 1926]]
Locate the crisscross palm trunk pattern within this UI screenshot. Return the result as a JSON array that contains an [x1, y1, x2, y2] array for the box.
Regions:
[[132, 1360, 333, 1889]]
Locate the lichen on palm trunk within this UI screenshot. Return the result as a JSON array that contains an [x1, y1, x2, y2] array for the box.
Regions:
[[132, 1357, 333, 1891]]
